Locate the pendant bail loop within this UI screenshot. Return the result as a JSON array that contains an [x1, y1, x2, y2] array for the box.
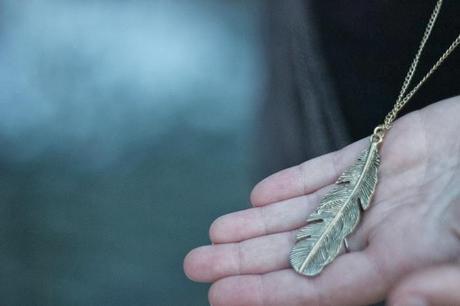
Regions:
[[371, 125, 386, 144]]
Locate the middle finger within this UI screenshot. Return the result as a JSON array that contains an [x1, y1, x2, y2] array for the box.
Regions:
[[185, 231, 295, 282], [210, 186, 331, 244]]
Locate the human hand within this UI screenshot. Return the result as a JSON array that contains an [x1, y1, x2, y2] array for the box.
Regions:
[[184, 97, 460, 306]]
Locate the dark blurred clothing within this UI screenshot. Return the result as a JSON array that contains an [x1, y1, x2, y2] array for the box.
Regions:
[[258, 0, 460, 179], [259, 1, 459, 304]]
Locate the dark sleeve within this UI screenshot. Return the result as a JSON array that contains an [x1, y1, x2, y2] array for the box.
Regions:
[[255, 0, 350, 180], [312, 0, 460, 139], [256, 0, 460, 179]]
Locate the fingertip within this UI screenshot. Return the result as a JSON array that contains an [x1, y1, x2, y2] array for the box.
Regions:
[[209, 216, 224, 243], [208, 279, 237, 306], [208, 279, 222, 306], [209, 213, 250, 244], [183, 248, 198, 281], [184, 244, 240, 283], [183, 246, 209, 282], [209, 276, 262, 306], [250, 168, 299, 207], [249, 179, 267, 207]]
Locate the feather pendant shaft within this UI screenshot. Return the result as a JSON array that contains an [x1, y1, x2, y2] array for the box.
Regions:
[[290, 141, 381, 276]]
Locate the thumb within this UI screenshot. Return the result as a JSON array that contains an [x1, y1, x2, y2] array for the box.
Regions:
[[388, 263, 460, 306]]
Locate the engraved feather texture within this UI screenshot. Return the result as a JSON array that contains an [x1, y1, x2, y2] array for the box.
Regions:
[[290, 141, 381, 276]]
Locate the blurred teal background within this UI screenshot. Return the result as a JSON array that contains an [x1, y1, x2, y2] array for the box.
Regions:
[[0, 1, 264, 305]]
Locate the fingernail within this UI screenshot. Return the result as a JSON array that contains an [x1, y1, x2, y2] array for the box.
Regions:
[[391, 296, 428, 306]]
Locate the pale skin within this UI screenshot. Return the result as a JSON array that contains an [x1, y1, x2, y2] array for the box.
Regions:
[[184, 97, 460, 306]]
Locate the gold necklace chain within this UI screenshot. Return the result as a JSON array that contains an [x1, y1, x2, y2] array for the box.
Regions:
[[382, 0, 460, 130], [290, 0, 460, 277]]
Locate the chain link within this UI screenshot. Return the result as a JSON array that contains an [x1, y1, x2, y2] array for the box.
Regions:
[[382, 0, 460, 129]]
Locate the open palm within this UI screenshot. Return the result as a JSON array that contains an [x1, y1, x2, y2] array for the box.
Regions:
[[184, 98, 460, 306]]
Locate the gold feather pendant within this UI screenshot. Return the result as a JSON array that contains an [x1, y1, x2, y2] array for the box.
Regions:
[[290, 136, 381, 276], [288, 0, 460, 278]]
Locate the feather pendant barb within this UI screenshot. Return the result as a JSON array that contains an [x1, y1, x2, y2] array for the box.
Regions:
[[290, 140, 381, 276]]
